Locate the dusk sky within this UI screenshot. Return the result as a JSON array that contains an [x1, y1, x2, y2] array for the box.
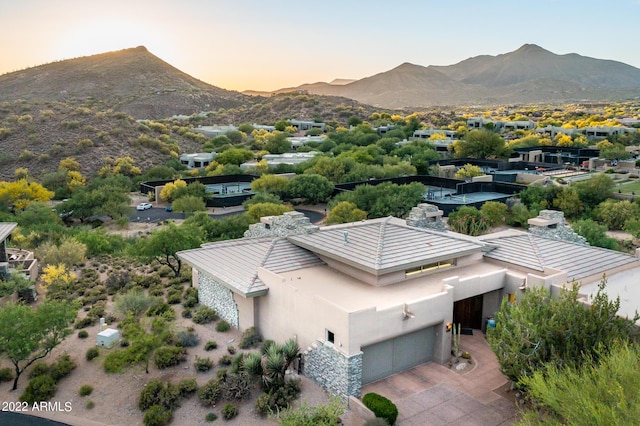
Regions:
[[2, 0, 639, 92]]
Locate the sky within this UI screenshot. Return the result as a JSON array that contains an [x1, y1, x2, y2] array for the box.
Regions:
[[1, 0, 640, 92]]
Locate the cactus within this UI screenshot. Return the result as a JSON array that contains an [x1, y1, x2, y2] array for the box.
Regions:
[[452, 323, 461, 358]]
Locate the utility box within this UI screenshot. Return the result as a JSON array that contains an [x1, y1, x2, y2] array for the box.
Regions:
[[96, 328, 120, 348]]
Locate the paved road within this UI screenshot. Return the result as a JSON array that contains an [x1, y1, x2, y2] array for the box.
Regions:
[[0, 411, 70, 426]]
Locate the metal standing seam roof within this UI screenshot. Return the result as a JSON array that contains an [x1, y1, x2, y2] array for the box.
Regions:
[[482, 233, 640, 282], [177, 237, 324, 297], [0, 222, 17, 242], [287, 217, 487, 275]]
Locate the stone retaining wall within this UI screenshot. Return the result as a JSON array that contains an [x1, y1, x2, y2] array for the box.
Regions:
[[303, 340, 363, 399], [198, 273, 239, 328]]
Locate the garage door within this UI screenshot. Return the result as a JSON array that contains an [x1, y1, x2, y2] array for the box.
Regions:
[[361, 326, 435, 384]]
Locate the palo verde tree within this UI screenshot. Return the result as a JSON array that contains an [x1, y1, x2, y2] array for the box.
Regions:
[[451, 129, 512, 159], [487, 277, 638, 387], [137, 222, 202, 277], [0, 300, 77, 390]]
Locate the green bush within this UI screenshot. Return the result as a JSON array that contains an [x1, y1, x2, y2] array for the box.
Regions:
[[239, 326, 262, 349], [194, 356, 213, 372], [139, 379, 180, 411], [364, 418, 391, 426], [192, 305, 218, 324], [183, 288, 198, 308], [49, 354, 76, 381], [362, 393, 398, 426], [216, 320, 230, 332], [143, 405, 173, 426], [29, 362, 50, 379], [177, 378, 198, 396], [147, 301, 174, 318], [79, 384, 93, 396], [78, 330, 89, 339], [181, 308, 192, 318], [0, 367, 14, 382], [227, 345, 236, 355], [86, 347, 100, 361], [74, 316, 95, 329], [104, 349, 135, 373], [204, 340, 218, 351], [218, 355, 233, 366], [86, 400, 95, 409], [205, 412, 217, 422], [20, 375, 57, 404], [154, 346, 187, 369], [222, 403, 239, 420], [197, 378, 222, 406], [254, 379, 302, 416]]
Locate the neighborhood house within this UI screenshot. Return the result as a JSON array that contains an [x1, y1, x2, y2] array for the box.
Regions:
[[178, 208, 640, 399]]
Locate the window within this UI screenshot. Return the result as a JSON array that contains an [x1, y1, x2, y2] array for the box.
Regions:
[[326, 330, 335, 344], [405, 259, 455, 277]]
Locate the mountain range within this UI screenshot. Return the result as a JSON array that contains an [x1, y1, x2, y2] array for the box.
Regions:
[[1, 44, 640, 119], [251, 44, 640, 108]]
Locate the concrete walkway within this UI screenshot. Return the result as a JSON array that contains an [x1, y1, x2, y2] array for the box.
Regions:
[[360, 332, 519, 426]]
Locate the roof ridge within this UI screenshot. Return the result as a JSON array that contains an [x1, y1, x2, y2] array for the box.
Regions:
[[527, 234, 546, 270], [373, 217, 392, 268]]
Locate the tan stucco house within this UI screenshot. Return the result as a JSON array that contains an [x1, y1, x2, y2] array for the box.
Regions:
[[177, 207, 640, 399]]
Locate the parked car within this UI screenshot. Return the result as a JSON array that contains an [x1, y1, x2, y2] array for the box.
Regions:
[[165, 205, 173, 212], [136, 203, 152, 211]]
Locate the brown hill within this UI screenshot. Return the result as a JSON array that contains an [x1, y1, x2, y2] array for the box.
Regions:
[[270, 44, 640, 108], [0, 46, 246, 120]]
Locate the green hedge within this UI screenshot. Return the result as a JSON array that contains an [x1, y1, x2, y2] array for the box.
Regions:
[[362, 392, 398, 425]]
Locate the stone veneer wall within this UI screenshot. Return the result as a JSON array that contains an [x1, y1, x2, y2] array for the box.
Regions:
[[303, 340, 363, 399], [528, 210, 588, 245], [244, 211, 318, 238], [198, 273, 239, 328], [406, 203, 447, 232]]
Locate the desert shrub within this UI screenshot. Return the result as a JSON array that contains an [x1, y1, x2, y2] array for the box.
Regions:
[[362, 393, 398, 426], [86, 347, 100, 361], [143, 405, 173, 426], [221, 372, 252, 401], [277, 397, 346, 426], [218, 355, 233, 366], [74, 316, 95, 329], [79, 384, 93, 396], [216, 320, 230, 332], [177, 378, 198, 396], [176, 329, 200, 347], [120, 339, 130, 347], [217, 369, 228, 380], [147, 301, 174, 319], [20, 375, 57, 404], [181, 308, 192, 318], [139, 379, 181, 411], [103, 349, 135, 373], [194, 356, 213, 372], [192, 305, 218, 324], [0, 367, 14, 382], [29, 362, 51, 379], [154, 346, 187, 369], [204, 341, 218, 351], [49, 354, 76, 381], [166, 292, 182, 305], [222, 403, 239, 420], [227, 345, 236, 355], [239, 327, 263, 349], [183, 287, 198, 308], [78, 330, 89, 339], [114, 290, 156, 317], [254, 379, 301, 416], [205, 412, 217, 422], [197, 378, 222, 406], [86, 400, 95, 409], [105, 270, 130, 295]]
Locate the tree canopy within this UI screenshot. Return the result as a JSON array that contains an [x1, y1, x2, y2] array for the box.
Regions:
[[487, 278, 638, 387], [137, 223, 202, 277], [452, 129, 511, 159], [0, 300, 77, 390]]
